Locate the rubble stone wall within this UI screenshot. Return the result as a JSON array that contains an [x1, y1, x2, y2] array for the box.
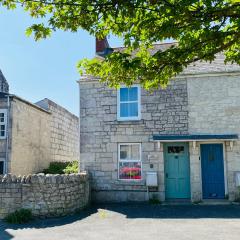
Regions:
[[0, 173, 90, 219]]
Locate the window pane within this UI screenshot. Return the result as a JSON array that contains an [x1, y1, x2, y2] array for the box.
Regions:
[[131, 145, 140, 160], [120, 145, 130, 160], [119, 162, 141, 180], [120, 102, 138, 118], [120, 144, 140, 160], [0, 161, 3, 174], [128, 102, 138, 117], [120, 87, 138, 102], [128, 87, 138, 101], [120, 103, 129, 117], [1, 125, 5, 130], [0, 113, 4, 122], [168, 146, 184, 154], [120, 88, 129, 101], [0, 131, 5, 137]]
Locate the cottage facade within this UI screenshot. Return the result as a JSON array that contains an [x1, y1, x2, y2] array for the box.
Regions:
[[79, 43, 240, 202], [0, 70, 79, 175]]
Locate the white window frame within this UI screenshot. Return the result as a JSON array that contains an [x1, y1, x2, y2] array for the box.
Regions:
[[117, 85, 141, 121], [118, 143, 142, 181], [0, 109, 7, 139]]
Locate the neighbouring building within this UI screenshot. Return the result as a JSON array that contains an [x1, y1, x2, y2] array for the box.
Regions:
[[0, 70, 79, 175], [79, 39, 240, 203]]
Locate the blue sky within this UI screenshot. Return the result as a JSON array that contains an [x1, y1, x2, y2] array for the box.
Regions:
[[0, 7, 122, 115]]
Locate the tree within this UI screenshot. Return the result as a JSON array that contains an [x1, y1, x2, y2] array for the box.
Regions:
[[1, 0, 240, 88]]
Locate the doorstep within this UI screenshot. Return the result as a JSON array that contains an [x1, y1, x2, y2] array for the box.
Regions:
[[163, 199, 192, 205], [200, 199, 231, 205]]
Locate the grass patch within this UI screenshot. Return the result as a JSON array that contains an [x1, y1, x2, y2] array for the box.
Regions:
[[5, 209, 33, 224]]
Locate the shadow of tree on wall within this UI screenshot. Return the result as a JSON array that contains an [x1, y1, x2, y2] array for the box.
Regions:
[[1, 203, 240, 239]]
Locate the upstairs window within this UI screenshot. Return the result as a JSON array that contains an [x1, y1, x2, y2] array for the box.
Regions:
[[0, 109, 7, 139], [117, 85, 141, 121]]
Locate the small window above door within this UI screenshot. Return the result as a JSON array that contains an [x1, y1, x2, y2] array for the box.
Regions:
[[167, 146, 184, 154]]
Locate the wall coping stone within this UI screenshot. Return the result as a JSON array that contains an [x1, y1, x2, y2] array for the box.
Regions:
[[0, 172, 88, 184]]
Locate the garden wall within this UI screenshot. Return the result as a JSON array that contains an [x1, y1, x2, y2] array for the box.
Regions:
[[0, 173, 90, 219]]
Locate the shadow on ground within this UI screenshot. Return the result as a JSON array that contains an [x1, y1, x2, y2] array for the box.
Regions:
[[1, 203, 240, 240], [98, 202, 240, 219]]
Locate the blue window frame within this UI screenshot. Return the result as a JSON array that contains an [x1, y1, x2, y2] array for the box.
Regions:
[[117, 85, 141, 121]]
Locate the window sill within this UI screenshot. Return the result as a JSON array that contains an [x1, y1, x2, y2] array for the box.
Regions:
[[116, 180, 145, 186], [117, 118, 141, 122], [116, 119, 143, 125]]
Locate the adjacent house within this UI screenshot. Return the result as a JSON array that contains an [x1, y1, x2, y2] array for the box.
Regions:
[[79, 39, 240, 203], [0, 70, 79, 175]]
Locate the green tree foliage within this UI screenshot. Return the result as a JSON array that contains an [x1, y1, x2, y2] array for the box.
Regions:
[[42, 161, 79, 174], [1, 0, 240, 88]]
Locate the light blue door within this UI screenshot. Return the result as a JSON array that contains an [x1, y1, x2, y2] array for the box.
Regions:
[[164, 143, 190, 199], [201, 144, 225, 199]]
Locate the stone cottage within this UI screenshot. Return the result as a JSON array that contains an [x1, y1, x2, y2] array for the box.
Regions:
[[0, 70, 79, 175], [79, 39, 240, 203]]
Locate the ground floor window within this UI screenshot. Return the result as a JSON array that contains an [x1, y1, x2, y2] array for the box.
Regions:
[[118, 143, 142, 180], [0, 161, 4, 174]]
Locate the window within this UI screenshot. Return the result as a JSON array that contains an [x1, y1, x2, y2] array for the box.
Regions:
[[0, 109, 7, 139], [0, 161, 4, 175], [168, 146, 185, 154], [117, 85, 141, 121], [118, 143, 142, 180]]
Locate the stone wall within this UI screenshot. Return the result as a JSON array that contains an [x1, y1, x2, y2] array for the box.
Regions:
[[80, 72, 240, 203], [79, 78, 188, 202], [36, 98, 79, 163], [0, 173, 90, 219]]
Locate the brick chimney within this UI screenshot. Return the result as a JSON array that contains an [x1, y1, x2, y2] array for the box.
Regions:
[[96, 37, 113, 57]]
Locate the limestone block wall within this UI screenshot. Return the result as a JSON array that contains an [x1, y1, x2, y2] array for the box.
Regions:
[[36, 99, 79, 163], [80, 78, 188, 201], [9, 98, 51, 175], [0, 173, 90, 219], [188, 74, 240, 200]]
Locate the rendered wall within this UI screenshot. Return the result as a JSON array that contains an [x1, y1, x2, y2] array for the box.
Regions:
[[9, 98, 51, 175], [188, 74, 240, 200]]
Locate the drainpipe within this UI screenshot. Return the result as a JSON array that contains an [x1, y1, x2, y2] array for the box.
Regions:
[[78, 74, 89, 173], [5, 95, 10, 174], [78, 78, 81, 173]]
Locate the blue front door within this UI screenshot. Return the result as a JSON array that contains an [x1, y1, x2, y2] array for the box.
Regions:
[[201, 144, 225, 199], [164, 143, 190, 199]]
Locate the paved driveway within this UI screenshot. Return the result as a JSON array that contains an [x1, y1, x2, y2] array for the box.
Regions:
[[1, 203, 240, 240]]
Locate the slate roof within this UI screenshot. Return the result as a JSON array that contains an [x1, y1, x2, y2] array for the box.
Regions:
[[112, 42, 240, 75], [0, 70, 9, 93]]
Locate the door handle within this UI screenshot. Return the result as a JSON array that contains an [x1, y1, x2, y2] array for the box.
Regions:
[[166, 173, 168, 178]]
